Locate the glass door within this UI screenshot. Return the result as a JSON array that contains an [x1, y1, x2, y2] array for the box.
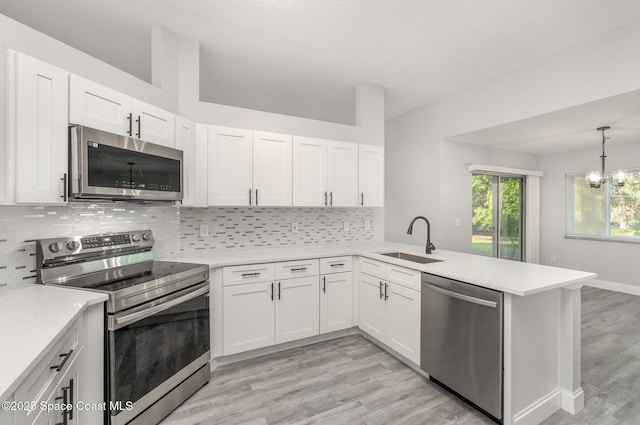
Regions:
[[472, 174, 525, 261]]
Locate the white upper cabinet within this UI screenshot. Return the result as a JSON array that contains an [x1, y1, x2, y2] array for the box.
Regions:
[[69, 75, 175, 147], [292, 137, 328, 206], [358, 145, 384, 207], [208, 127, 293, 207], [327, 141, 359, 207], [207, 126, 253, 206], [13, 52, 69, 204], [293, 138, 358, 207], [253, 132, 292, 206]]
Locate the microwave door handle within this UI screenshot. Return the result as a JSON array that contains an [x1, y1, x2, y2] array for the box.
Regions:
[[110, 283, 209, 330]]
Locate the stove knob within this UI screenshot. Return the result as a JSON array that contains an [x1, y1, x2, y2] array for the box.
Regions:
[[131, 234, 141, 242], [142, 233, 150, 241], [66, 241, 79, 251], [48, 242, 61, 253]]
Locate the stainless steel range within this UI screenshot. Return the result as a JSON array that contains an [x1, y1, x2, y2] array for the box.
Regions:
[[36, 230, 210, 425]]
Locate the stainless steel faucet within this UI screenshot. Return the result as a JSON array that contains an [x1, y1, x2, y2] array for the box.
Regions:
[[407, 216, 436, 254]]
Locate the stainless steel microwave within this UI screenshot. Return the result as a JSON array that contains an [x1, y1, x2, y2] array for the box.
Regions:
[[70, 125, 183, 201]]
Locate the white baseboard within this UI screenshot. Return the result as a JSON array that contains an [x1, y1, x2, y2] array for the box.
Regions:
[[513, 390, 561, 425], [587, 279, 640, 296], [560, 387, 584, 414]]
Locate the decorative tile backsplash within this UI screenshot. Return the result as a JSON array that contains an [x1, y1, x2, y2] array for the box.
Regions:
[[178, 207, 374, 252], [0, 204, 375, 288]]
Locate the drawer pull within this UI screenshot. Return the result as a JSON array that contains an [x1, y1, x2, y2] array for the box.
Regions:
[[323, 276, 326, 293], [241, 272, 261, 277], [290, 267, 307, 272], [51, 349, 73, 372], [330, 263, 345, 267]]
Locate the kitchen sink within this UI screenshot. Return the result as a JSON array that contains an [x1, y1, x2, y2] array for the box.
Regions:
[[380, 252, 442, 264]]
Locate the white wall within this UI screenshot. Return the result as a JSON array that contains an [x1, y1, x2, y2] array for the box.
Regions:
[[385, 19, 640, 256], [539, 141, 640, 286]]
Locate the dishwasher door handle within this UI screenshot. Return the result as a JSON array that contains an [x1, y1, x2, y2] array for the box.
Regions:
[[424, 282, 497, 308]]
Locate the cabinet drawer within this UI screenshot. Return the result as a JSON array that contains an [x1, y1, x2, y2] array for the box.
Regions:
[[386, 263, 421, 291], [274, 259, 319, 280], [15, 317, 83, 425], [359, 257, 386, 278], [320, 256, 352, 274], [223, 263, 275, 286]]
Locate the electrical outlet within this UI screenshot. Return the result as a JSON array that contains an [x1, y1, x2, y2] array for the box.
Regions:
[[364, 221, 371, 231], [291, 222, 299, 234], [455, 218, 462, 227], [343, 222, 350, 232], [550, 254, 557, 263], [199, 224, 209, 238]]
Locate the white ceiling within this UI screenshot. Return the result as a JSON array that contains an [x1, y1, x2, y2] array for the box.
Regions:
[[1, 1, 640, 128], [447, 90, 640, 155]]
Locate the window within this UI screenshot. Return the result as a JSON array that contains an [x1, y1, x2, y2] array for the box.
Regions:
[[567, 170, 640, 240], [472, 173, 525, 261]]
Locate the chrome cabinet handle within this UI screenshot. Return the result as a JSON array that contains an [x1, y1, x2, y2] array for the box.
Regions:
[[290, 267, 307, 272], [249, 189, 252, 205], [379, 281, 383, 299], [278, 282, 281, 300], [324, 191, 328, 206], [60, 173, 67, 202], [135, 115, 141, 138], [329, 263, 345, 267], [329, 192, 333, 206], [51, 349, 73, 372], [361, 192, 364, 206], [271, 282, 274, 301], [241, 272, 261, 277], [255, 189, 258, 206], [384, 282, 389, 300], [322, 276, 326, 293]]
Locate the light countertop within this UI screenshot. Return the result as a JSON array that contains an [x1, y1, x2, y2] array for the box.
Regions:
[[167, 240, 597, 296], [0, 285, 107, 401]]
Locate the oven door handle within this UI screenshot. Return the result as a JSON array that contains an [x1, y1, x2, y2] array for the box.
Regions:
[[110, 282, 209, 330]]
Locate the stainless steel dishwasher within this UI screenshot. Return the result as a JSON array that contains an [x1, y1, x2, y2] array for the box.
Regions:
[[421, 273, 503, 422]]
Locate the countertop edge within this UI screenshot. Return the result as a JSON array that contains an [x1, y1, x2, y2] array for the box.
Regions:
[[0, 287, 108, 402]]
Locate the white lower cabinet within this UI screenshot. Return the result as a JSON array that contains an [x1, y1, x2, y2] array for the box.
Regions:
[[275, 276, 319, 343], [3, 302, 103, 425], [358, 259, 421, 364], [223, 281, 276, 355], [319, 256, 353, 334], [222, 260, 320, 356]]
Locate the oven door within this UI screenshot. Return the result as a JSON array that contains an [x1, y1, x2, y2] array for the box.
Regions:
[[106, 282, 210, 425]]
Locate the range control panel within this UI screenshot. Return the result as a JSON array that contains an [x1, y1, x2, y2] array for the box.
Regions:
[[37, 230, 154, 260]]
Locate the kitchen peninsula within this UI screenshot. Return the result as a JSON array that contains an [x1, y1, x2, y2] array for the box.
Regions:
[[170, 241, 595, 425]]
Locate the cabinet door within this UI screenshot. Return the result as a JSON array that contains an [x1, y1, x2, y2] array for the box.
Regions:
[[358, 273, 386, 341], [385, 283, 421, 364], [253, 132, 292, 206], [292, 136, 327, 206], [14, 53, 69, 204], [208, 126, 253, 206], [69, 74, 131, 135], [327, 141, 358, 207], [223, 282, 275, 355], [132, 99, 175, 147], [275, 276, 319, 344], [175, 117, 196, 206], [358, 145, 384, 207], [320, 272, 353, 334]]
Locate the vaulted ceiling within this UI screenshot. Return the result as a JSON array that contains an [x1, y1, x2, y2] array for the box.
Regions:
[[2, 0, 640, 128]]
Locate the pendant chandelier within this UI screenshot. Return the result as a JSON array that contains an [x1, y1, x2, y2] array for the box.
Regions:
[[587, 126, 625, 189]]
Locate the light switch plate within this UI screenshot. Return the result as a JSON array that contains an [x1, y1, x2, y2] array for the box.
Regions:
[[364, 221, 371, 230], [455, 218, 462, 227], [199, 224, 209, 238], [291, 222, 299, 234], [343, 222, 350, 232]]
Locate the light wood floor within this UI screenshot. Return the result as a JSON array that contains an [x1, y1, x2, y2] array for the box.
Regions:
[[162, 286, 639, 425]]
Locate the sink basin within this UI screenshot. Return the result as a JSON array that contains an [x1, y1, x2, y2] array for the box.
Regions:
[[380, 252, 442, 264]]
